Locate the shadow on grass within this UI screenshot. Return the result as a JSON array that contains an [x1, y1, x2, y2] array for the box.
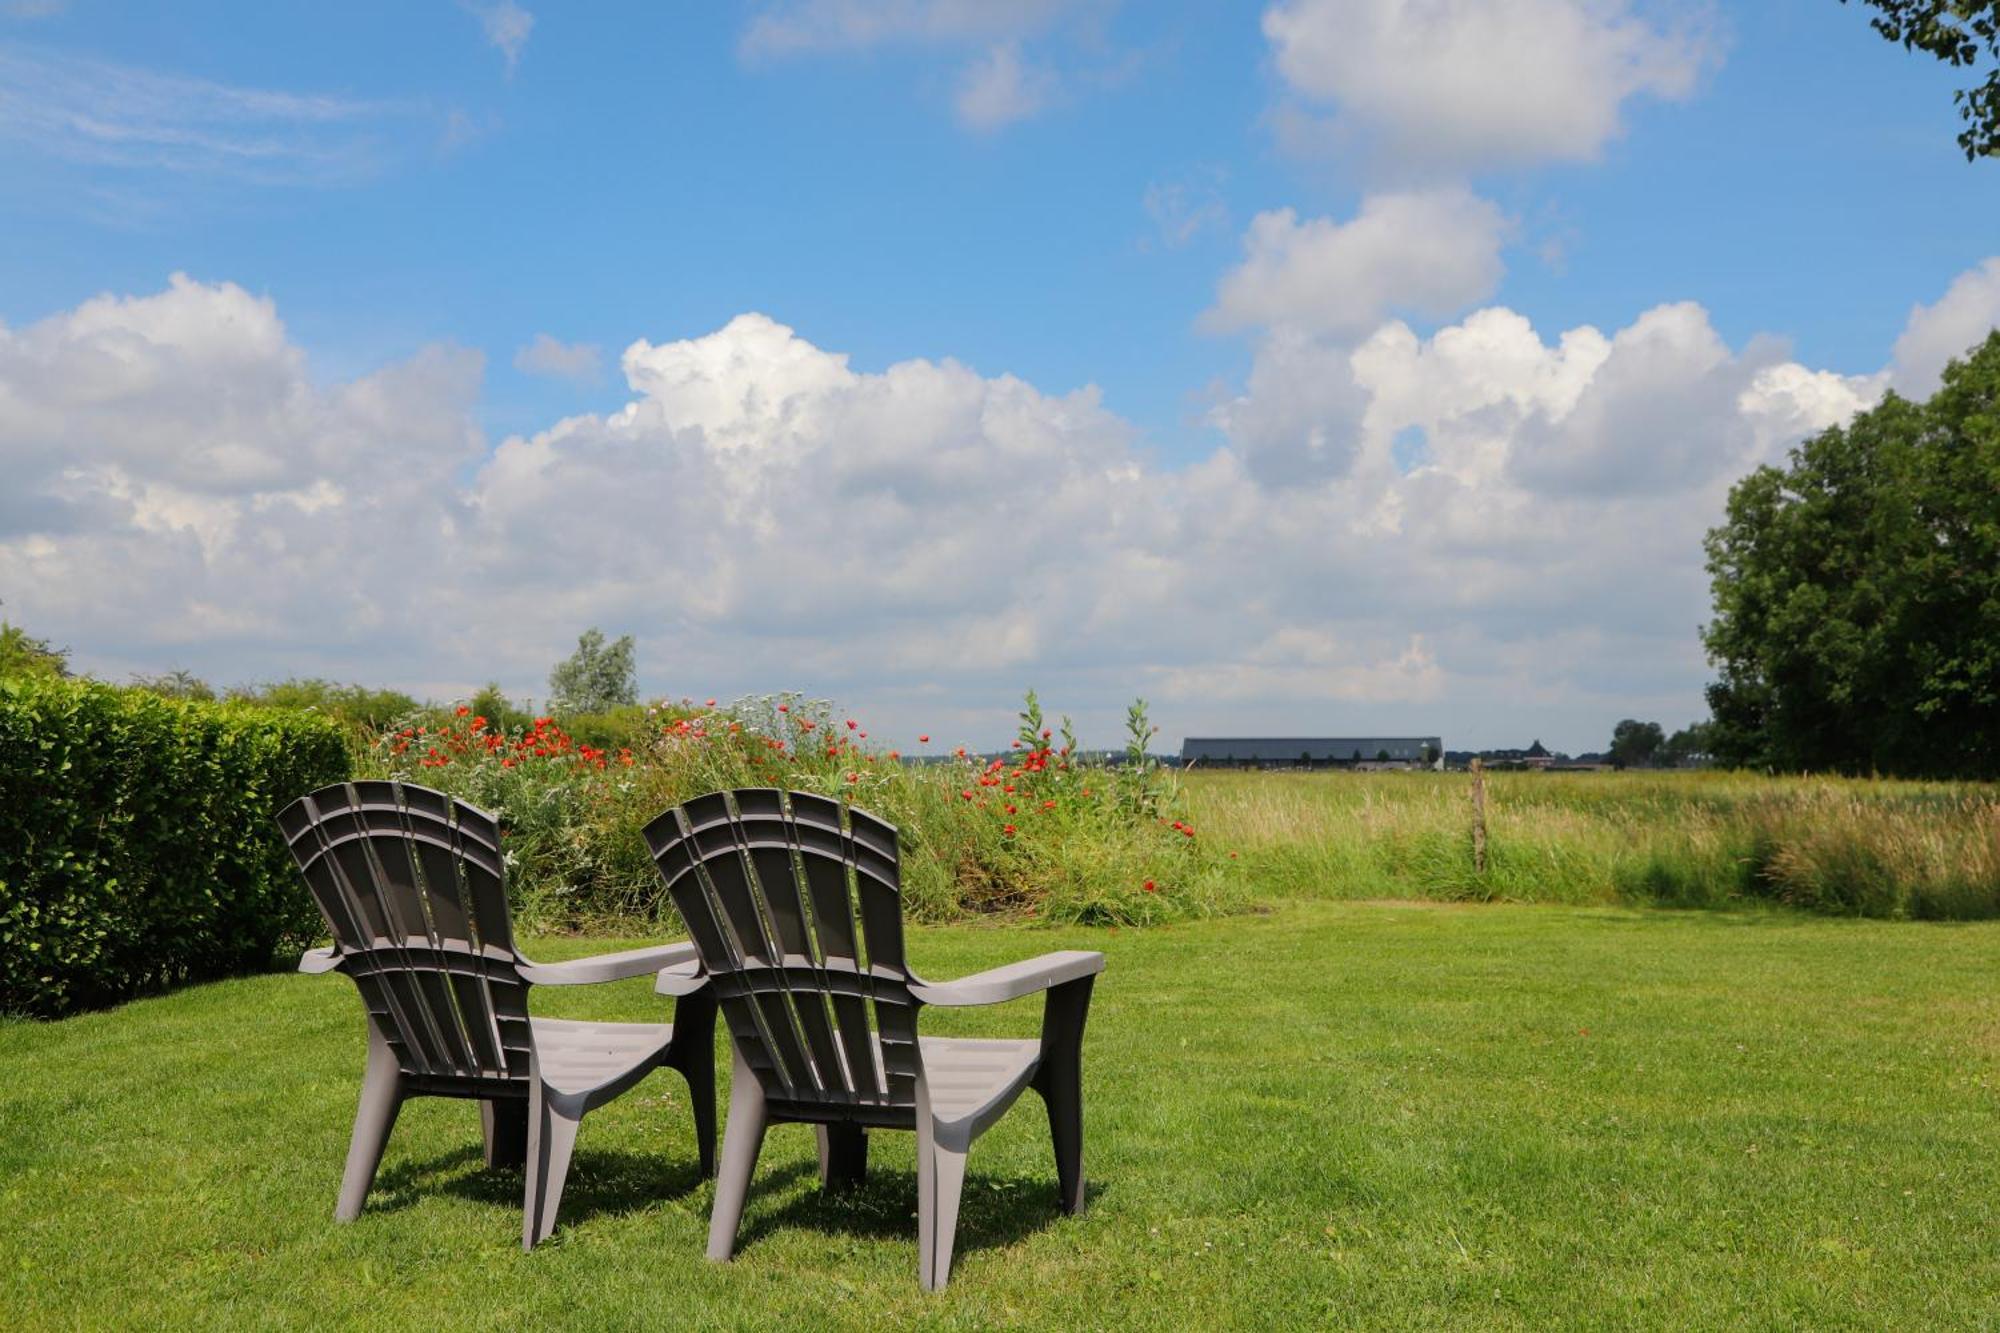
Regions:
[[735, 1165, 1107, 1268], [365, 1142, 716, 1231]]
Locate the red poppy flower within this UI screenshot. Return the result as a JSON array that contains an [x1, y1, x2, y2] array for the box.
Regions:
[[1005, 804, 1018, 815], [456, 705, 470, 716], [706, 698, 717, 707], [1142, 880, 1157, 893], [1002, 825, 1016, 837], [918, 734, 930, 744]]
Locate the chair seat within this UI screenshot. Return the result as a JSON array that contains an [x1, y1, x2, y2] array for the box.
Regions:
[[531, 1017, 676, 1098], [919, 1036, 1042, 1135]]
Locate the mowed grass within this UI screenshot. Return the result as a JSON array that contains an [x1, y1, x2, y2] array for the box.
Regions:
[[4, 901, 1999, 1328], [1185, 769, 2000, 918]]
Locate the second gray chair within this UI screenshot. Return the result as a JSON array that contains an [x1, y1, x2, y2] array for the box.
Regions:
[[279, 780, 718, 1249], [643, 788, 1105, 1289]]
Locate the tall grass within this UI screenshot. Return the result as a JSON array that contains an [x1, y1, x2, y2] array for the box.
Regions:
[[1185, 769, 2000, 919]]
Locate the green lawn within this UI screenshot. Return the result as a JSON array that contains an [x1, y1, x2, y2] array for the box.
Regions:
[[4, 901, 1998, 1329]]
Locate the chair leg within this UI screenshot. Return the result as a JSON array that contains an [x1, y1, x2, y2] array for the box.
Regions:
[[914, 1076, 971, 1291], [1035, 976, 1094, 1215], [668, 994, 718, 1179], [482, 1099, 529, 1169], [523, 1080, 584, 1251], [816, 1124, 867, 1192], [919, 1128, 969, 1292], [335, 1023, 405, 1222], [706, 1044, 768, 1263]]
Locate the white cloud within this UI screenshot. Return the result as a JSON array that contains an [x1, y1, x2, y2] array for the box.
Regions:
[[5, 271, 1957, 751], [465, 1, 533, 74], [0, 43, 423, 186], [1142, 171, 1228, 249], [1890, 257, 2000, 397], [1205, 190, 1508, 337], [954, 43, 1053, 131], [1262, 0, 1715, 171], [739, 0, 1119, 131], [514, 333, 603, 385], [740, 0, 1084, 58]]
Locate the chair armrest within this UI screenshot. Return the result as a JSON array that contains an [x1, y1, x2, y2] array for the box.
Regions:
[[909, 950, 1104, 1007], [519, 940, 701, 986], [654, 959, 707, 997], [298, 946, 343, 975]]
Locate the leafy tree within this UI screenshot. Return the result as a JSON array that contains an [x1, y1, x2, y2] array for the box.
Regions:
[[0, 621, 68, 679], [1609, 719, 1666, 769], [129, 669, 215, 701], [1703, 332, 2000, 775], [1658, 721, 1717, 768], [467, 681, 534, 734], [227, 678, 420, 729], [546, 628, 637, 715], [1842, 0, 2000, 159]]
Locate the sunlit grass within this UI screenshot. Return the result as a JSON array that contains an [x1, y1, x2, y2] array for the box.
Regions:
[[1187, 769, 2000, 918], [4, 900, 1999, 1328]]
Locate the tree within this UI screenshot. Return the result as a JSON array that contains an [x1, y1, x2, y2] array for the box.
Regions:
[[1843, 1, 2000, 159], [0, 621, 68, 679], [546, 628, 637, 715], [129, 669, 215, 701], [1658, 721, 1717, 768], [1703, 332, 2000, 776], [1608, 719, 1666, 769]]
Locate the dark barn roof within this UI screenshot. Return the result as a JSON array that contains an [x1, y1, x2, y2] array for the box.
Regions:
[[1180, 737, 1443, 763]]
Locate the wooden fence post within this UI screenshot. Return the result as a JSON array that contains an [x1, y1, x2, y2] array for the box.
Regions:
[[1470, 757, 1488, 876]]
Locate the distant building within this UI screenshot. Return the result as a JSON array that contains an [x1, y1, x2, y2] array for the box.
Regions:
[[1180, 737, 1444, 770]]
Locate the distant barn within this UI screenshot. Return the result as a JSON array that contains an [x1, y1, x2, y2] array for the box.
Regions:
[[1180, 737, 1444, 770]]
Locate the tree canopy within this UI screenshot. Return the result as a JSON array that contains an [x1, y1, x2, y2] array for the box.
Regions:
[[1702, 332, 2000, 776], [546, 628, 638, 715], [1844, 0, 2000, 159], [1608, 719, 1665, 769]]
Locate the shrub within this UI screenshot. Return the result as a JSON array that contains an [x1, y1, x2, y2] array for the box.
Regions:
[[362, 692, 1243, 930], [0, 678, 350, 1016]]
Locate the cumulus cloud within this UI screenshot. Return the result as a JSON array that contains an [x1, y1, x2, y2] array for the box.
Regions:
[[1205, 190, 1508, 337], [6, 271, 1964, 749], [1890, 257, 2000, 397], [1262, 0, 1715, 171], [514, 333, 603, 385]]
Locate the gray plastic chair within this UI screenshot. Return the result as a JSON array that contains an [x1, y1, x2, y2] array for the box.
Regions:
[[278, 780, 718, 1250], [642, 788, 1105, 1289]]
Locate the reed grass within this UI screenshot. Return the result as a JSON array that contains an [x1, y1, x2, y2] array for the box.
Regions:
[[1186, 769, 2000, 919]]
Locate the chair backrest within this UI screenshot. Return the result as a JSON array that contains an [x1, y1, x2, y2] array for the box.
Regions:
[[643, 789, 919, 1119], [277, 780, 531, 1087]]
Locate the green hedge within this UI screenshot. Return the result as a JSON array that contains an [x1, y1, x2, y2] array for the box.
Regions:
[[0, 677, 349, 1017]]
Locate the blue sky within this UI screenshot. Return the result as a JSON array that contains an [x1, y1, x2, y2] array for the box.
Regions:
[[3, 1, 1998, 753]]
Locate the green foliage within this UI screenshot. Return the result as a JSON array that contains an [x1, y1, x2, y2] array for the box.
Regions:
[[0, 621, 67, 680], [465, 681, 534, 735], [129, 669, 216, 701], [226, 678, 421, 730], [1703, 331, 2000, 776], [1658, 720, 1716, 767], [546, 628, 637, 716], [1608, 718, 1665, 769], [359, 691, 1239, 931], [1844, 0, 2000, 159], [0, 677, 349, 1016]]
